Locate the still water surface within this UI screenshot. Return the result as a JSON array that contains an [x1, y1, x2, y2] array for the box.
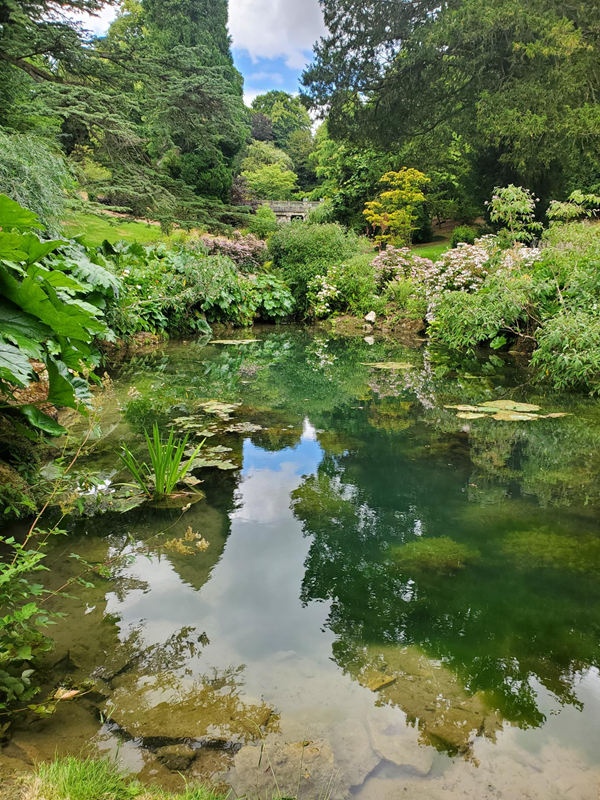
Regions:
[[3, 327, 600, 798]]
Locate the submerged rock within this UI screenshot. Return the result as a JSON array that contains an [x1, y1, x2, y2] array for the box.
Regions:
[[229, 739, 345, 800], [156, 744, 197, 771], [104, 671, 277, 745], [350, 644, 502, 759]]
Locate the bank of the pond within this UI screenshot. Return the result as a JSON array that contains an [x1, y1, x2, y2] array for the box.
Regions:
[[2, 328, 600, 799]]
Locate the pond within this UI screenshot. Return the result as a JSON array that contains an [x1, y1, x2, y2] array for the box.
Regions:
[[3, 326, 600, 799]]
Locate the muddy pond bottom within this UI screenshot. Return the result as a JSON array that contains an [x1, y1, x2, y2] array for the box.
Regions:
[[3, 328, 600, 799]]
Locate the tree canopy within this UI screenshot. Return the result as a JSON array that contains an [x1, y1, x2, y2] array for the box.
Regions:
[[302, 0, 600, 201]]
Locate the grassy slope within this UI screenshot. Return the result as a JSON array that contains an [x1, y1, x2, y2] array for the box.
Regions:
[[63, 211, 167, 247], [412, 242, 451, 261]]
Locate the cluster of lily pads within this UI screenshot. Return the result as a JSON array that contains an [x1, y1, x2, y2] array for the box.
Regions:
[[445, 400, 570, 422], [173, 399, 264, 470]]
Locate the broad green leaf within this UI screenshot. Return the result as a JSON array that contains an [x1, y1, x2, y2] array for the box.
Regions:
[[0, 265, 97, 342], [20, 405, 67, 436], [47, 358, 91, 409], [0, 339, 33, 386], [29, 264, 86, 292], [63, 251, 121, 295], [0, 299, 50, 358], [0, 194, 43, 232], [0, 232, 29, 262], [55, 338, 96, 371], [16, 234, 65, 265]]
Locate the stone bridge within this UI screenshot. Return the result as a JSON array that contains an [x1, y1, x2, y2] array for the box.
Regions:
[[267, 201, 323, 222]]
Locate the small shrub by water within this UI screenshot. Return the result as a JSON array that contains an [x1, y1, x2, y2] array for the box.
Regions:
[[269, 221, 358, 310]]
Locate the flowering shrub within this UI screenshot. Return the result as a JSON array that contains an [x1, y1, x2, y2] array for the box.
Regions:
[[308, 266, 344, 318], [199, 232, 268, 272], [369, 237, 542, 323], [370, 246, 433, 287]]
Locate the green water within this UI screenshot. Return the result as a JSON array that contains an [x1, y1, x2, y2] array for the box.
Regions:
[[3, 327, 600, 798]]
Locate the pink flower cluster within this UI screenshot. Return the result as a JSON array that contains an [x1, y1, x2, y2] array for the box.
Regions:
[[370, 237, 542, 323], [200, 232, 268, 272], [371, 246, 434, 287]]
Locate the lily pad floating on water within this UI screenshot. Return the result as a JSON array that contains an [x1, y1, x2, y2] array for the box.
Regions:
[[447, 398, 571, 423], [224, 422, 264, 434], [210, 339, 260, 345], [490, 411, 539, 422], [198, 400, 241, 419], [189, 457, 238, 471], [362, 362, 414, 370], [479, 400, 541, 413]]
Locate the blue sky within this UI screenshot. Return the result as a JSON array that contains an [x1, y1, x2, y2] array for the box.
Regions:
[[228, 0, 326, 105], [80, 0, 326, 107]]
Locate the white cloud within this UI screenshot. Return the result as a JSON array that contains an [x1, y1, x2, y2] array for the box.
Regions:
[[243, 87, 263, 107], [229, 0, 326, 70], [72, 4, 117, 37]]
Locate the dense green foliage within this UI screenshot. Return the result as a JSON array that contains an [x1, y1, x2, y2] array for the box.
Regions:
[[0, 0, 249, 231], [0, 133, 73, 235], [246, 91, 317, 195], [248, 204, 279, 239], [450, 226, 477, 248], [0, 194, 118, 434], [269, 221, 358, 310], [303, 0, 600, 205]]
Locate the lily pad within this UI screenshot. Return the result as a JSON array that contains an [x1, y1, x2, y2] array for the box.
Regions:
[[362, 362, 414, 370], [445, 405, 483, 412], [491, 411, 539, 422], [199, 400, 241, 418], [189, 457, 238, 471], [479, 400, 541, 413], [224, 422, 264, 434], [210, 339, 259, 345], [456, 412, 488, 420], [540, 412, 572, 419]]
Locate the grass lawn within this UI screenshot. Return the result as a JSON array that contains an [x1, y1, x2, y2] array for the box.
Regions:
[[63, 211, 167, 247], [412, 241, 451, 260]]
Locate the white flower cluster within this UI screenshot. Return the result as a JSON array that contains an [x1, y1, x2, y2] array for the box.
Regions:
[[308, 265, 344, 319]]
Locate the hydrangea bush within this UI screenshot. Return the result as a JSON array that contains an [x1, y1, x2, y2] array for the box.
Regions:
[[307, 266, 344, 318]]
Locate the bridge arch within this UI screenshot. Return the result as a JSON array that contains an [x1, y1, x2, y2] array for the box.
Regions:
[[267, 201, 323, 223]]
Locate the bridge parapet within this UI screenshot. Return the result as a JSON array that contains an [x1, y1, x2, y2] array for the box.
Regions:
[[267, 201, 322, 222]]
